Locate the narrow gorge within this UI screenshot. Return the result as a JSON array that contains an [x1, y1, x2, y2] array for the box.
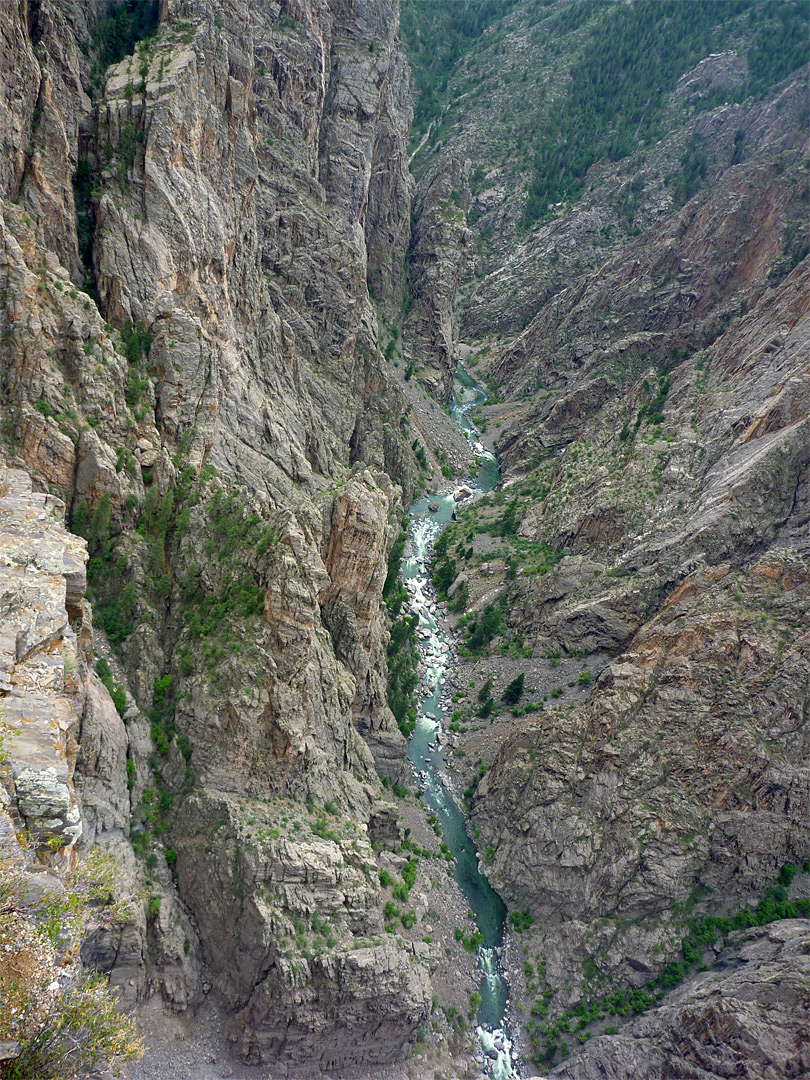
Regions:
[[0, 2, 808, 1080], [401, 368, 514, 1078]]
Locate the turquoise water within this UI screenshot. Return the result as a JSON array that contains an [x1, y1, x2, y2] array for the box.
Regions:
[[402, 368, 515, 1078]]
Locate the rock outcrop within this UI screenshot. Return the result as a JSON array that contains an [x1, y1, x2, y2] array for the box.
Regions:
[[171, 791, 431, 1072], [321, 467, 407, 779], [475, 551, 810, 994], [0, 462, 87, 854], [548, 920, 810, 1080]]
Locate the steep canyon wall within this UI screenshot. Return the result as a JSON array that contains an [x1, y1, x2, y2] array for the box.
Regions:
[[0, 0, 437, 1069]]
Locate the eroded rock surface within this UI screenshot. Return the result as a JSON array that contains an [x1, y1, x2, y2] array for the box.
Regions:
[[0, 463, 86, 851], [405, 156, 472, 401], [476, 553, 810, 995], [548, 920, 810, 1080]]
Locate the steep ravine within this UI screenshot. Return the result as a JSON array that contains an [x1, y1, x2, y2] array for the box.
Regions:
[[396, 9, 810, 1076], [2, 1, 809, 1078]]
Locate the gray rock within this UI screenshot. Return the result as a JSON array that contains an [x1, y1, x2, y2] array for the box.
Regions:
[[551, 921, 810, 1080]]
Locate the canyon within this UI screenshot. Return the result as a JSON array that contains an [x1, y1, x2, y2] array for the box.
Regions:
[[0, 1, 808, 1078]]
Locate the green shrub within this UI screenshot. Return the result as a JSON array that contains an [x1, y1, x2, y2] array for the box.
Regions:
[[464, 597, 508, 654], [402, 860, 419, 889], [447, 579, 469, 613], [478, 677, 493, 702], [95, 658, 127, 714], [387, 610, 419, 738], [509, 909, 534, 933], [477, 697, 494, 718], [150, 675, 174, 756], [494, 498, 521, 536], [778, 864, 798, 887], [463, 930, 483, 953], [432, 556, 457, 597], [502, 673, 524, 705], [89, 494, 112, 546], [383, 531, 407, 603], [120, 317, 153, 365]]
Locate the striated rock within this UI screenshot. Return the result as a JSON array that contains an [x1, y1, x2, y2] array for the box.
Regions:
[[672, 50, 749, 104], [550, 920, 810, 1080], [12, 0, 808, 1075], [321, 466, 407, 779], [0, 0, 41, 202], [464, 69, 808, 347], [455, 76, 809, 1045], [0, 200, 146, 515], [73, 672, 130, 845], [15, 0, 90, 280], [171, 791, 430, 1069], [228, 947, 431, 1071], [474, 550, 810, 998], [0, 0, 101, 282], [404, 155, 472, 401]]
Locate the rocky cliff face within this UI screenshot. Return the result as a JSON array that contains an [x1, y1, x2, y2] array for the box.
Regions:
[[0, 462, 88, 856], [0, 0, 442, 1070], [476, 549, 809, 993], [404, 155, 472, 401]]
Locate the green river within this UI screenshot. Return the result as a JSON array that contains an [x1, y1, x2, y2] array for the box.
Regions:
[[401, 366, 515, 1079]]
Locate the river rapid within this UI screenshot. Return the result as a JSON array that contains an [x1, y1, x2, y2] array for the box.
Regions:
[[400, 367, 517, 1080]]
